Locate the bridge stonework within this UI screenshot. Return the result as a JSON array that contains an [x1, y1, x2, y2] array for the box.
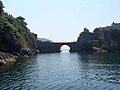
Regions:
[[37, 41, 86, 53]]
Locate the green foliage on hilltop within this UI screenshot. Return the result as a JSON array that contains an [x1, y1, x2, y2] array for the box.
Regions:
[[0, 0, 38, 54], [0, 0, 4, 15], [0, 13, 37, 47]]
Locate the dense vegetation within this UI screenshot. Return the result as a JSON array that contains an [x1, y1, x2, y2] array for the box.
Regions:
[[0, 0, 38, 57], [0, 0, 4, 15]]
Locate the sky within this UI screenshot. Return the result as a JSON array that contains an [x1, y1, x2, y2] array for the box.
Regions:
[[3, 0, 120, 42]]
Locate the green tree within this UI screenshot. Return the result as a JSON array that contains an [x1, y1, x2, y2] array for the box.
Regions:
[[0, 0, 4, 15], [17, 16, 25, 21]]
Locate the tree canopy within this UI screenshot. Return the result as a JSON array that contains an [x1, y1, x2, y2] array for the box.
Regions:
[[0, 0, 4, 15]]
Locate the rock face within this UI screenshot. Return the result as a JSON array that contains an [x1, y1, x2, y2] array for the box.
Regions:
[[0, 52, 17, 65], [77, 22, 120, 51], [92, 22, 120, 51], [77, 28, 98, 42]]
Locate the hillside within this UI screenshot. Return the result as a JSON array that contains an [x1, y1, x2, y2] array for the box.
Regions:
[[0, 1, 38, 64]]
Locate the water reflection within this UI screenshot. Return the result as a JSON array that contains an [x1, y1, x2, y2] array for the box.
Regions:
[[0, 52, 120, 90], [78, 52, 120, 64], [0, 54, 39, 90], [77, 52, 120, 85]]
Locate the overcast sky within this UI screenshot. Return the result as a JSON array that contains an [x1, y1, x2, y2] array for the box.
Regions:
[[3, 0, 120, 42]]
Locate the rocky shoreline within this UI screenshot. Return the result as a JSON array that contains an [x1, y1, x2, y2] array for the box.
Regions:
[[0, 52, 17, 65]]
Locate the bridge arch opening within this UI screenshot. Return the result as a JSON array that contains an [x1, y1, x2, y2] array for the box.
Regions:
[[60, 45, 70, 53]]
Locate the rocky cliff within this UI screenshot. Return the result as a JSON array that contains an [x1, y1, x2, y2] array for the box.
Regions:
[[0, 14, 38, 57], [77, 22, 120, 52], [92, 22, 120, 51], [0, 1, 38, 65]]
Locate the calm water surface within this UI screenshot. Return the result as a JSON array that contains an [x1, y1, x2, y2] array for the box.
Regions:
[[0, 52, 120, 90]]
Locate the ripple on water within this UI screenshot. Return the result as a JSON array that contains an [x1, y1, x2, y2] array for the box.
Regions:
[[0, 53, 120, 90]]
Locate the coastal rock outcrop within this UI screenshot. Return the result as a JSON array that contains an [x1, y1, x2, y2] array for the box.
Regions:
[[77, 22, 120, 52], [77, 28, 98, 42], [0, 52, 17, 65]]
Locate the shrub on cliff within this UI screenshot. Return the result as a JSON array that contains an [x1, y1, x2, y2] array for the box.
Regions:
[[0, 1, 38, 56], [0, 0, 4, 15]]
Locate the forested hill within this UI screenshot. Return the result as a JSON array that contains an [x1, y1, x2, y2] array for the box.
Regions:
[[0, 0, 38, 65]]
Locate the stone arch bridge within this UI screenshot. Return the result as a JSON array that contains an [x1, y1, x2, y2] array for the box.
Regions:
[[37, 41, 91, 53]]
